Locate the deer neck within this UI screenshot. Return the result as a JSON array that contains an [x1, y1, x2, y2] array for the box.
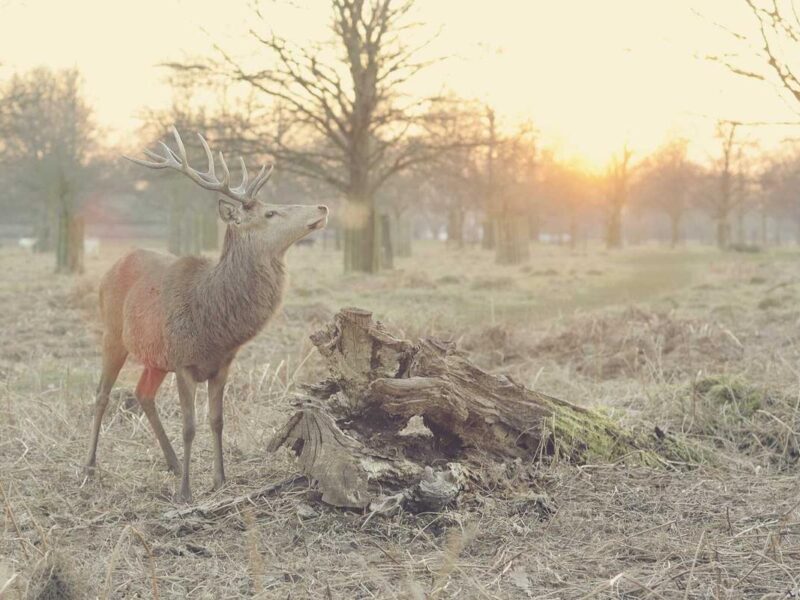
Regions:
[[201, 227, 286, 351]]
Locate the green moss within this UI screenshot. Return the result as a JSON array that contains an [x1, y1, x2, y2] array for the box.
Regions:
[[544, 397, 708, 467], [694, 375, 762, 418]]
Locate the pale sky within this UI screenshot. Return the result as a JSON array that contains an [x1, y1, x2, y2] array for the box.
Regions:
[[1, 0, 798, 170]]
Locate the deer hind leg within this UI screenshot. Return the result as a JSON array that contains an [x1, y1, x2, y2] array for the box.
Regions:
[[84, 338, 127, 472], [175, 369, 198, 504], [136, 367, 180, 476], [208, 364, 231, 491]]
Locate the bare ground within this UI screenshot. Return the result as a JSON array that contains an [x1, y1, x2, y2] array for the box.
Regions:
[[1, 241, 800, 599]]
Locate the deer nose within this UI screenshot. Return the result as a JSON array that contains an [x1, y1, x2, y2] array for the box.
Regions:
[[317, 205, 329, 215]]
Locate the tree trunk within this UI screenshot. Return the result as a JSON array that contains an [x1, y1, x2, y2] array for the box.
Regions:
[[736, 207, 745, 245], [716, 216, 730, 250], [380, 214, 394, 270], [344, 195, 380, 273], [495, 215, 530, 264], [670, 214, 681, 248], [447, 207, 464, 249], [169, 198, 203, 257], [606, 208, 623, 249], [528, 205, 541, 242], [56, 211, 84, 274], [34, 203, 57, 253], [334, 221, 342, 251], [269, 308, 705, 511]]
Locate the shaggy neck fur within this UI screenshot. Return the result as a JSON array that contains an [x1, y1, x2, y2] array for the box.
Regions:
[[197, 226, 286, 352]]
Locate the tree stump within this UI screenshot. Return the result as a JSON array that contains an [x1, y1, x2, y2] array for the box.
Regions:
[[269, 308, 703, 512]]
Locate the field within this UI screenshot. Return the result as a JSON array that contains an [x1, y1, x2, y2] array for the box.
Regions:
[[2, 240, 800, 598]]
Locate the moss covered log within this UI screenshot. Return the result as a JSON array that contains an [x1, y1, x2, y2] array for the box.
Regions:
[[269, 308, 705, 510]]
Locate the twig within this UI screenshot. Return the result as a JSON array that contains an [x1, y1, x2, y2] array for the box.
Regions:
[[683, 531, 706, 600], [162, 475, 305, 520], [128, 526, 160, 600]]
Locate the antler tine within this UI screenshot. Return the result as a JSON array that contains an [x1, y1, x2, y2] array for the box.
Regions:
[[170, 126, 188, 166], [124, 154, 167, 169], [218, 151, 231, 188], [156, 142, 182, 166], [231, 157, 249, 195], [247, 164, 267, 196], [197, 133, 216, 181], [248, 163, 274, 198]]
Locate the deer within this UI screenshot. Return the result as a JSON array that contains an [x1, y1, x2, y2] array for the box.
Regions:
[[84, 126, 328, 503]]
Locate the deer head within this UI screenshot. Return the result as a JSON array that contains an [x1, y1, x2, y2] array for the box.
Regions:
[[126, 126, 328, 254]]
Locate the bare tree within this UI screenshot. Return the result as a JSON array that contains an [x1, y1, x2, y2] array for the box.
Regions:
[[760, 147, 800, 243], [493, 125, 537, 264], [0, 67, 96, 273], [635, 138, 700, 247], [602, 144, 634, 249], [702, 121, 749, 249], [418, 97, 485, 248], [707, 0, 800, 112], [541, 158, 593, 250], [169, 0, 439, 273]]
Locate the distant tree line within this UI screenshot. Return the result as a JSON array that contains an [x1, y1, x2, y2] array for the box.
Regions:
[[4, 0, 800, 276]]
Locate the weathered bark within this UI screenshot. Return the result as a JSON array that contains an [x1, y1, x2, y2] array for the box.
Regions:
[[344, 196, 380, 273], [269, 308, 704, 512], [55, 212, 84, 274]]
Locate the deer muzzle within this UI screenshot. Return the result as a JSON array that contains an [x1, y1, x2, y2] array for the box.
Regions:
[[307, 205, 329, 230]]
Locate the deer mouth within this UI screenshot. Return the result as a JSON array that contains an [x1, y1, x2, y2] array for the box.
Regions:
[[306, 216, 328, 230]]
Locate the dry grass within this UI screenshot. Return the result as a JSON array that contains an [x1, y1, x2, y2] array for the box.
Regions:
[[1, 241, 800, 598]]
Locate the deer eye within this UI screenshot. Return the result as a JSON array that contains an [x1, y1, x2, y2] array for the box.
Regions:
[[265, 210, 277, 219]]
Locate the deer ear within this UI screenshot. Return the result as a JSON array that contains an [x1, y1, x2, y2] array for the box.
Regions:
[[218, 198, 243, 225]]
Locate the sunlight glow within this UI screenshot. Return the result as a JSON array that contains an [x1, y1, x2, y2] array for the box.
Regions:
[[1, 0, 796, 167]]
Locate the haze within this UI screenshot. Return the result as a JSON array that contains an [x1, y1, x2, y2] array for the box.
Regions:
[[1, 0, 793, 167]]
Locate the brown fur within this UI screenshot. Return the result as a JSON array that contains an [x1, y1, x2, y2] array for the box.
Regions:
[[85, 200, 327, 502]]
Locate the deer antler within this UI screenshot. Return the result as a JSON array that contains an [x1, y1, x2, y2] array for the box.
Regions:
[[125, 126, 273, 207]]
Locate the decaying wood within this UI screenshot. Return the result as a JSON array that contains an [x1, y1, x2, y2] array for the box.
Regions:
[[270, 308, 703, 511]]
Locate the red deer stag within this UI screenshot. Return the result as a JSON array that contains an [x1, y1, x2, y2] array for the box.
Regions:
[[84, 127, 328, 502]]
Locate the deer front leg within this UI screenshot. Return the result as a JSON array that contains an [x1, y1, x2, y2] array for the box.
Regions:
[[175, 369, 197, 503], [84, 340, 127, 474], [208, 364, 231, 491]]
